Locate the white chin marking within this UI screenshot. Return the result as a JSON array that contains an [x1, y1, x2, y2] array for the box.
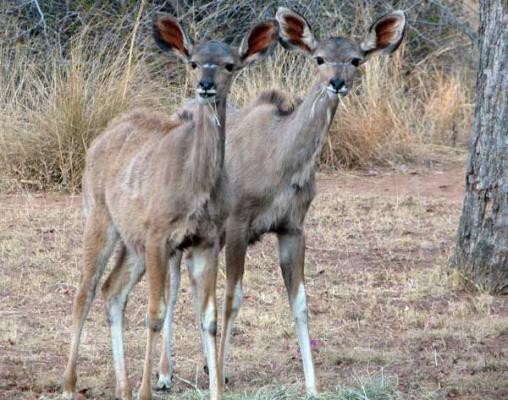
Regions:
[[62, 391, 74, 400], [325, 86, 338, 99], [196, 94, 216, 104], [325, 86, 348, 98], [156, 373, 173, 390]]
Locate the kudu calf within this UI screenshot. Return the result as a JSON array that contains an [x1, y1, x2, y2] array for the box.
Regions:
[[158, 6, 406, 395], [62, 13, 278, 400]]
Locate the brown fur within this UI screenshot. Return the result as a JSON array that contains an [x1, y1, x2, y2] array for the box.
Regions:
[[106, 109, 185, 134], [252, 89, 301, 116]]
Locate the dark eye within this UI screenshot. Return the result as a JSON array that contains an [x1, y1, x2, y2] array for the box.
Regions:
[[190, 62, 197, 69], [225, 63, 234, 72], [315, 56, 324, 65], [351, 57, 362, 67]]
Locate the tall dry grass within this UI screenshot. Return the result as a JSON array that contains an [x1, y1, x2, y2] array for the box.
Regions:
[[0, 32, 189, 191], [230, 45, 473, 169], [0, 5, 475, 191], [321, 49, 473, 168]]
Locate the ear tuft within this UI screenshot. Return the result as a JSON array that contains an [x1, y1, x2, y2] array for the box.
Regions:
[[361, 10, 406, 55], [153, 14, 192, 61], [276, 7, 317, 54]]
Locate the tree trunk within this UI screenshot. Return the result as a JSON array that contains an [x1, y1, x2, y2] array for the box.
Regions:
[[451, 0, 508, 294]]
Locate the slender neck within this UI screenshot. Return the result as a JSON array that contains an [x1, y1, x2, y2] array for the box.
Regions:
[[281, 83, 339, 172], [188, 95, 227, 192]]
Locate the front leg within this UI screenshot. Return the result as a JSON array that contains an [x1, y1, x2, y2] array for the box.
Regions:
[[157, 250, 183, 391], [277, 230, 317, 396], [139, 240, 168, 400], [188, 245, 221, 400]]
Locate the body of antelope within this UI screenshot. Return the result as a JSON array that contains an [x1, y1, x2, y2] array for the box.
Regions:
[[62, 13, 278, 400], [158, 7, 406, 396]]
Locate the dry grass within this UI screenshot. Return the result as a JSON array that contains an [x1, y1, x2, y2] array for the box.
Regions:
[[230, 45, 473, 170], [0, 31, 187, 191], [1, 167, 507, 400], [0, 8, 474, 191]]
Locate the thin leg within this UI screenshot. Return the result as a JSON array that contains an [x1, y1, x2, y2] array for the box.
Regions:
[[185, 251, 209, 375], [102, 245, 145, 400], [63, 210, 118, 399], [139, 240, 168, 400], [188, 245, 221, 400], [219, 223, 247, 385], [157, 250, 183, 390], [277, 230, 317, 395]]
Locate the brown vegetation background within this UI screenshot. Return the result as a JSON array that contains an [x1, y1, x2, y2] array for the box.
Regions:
[[0, 0, 477, 191]]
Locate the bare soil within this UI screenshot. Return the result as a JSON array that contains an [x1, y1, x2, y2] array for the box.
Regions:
[[1, 165, 507, 399]]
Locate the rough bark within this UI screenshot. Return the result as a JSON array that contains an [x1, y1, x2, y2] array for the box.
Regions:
[[451, 0, 508, 294]]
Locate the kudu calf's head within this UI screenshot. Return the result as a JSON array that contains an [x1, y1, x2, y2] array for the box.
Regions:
[[276, 7, 406, 97], [154, 14, 279, 104]]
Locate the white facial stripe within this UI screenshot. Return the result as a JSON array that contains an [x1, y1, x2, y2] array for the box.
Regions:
[[324, 61, 351, 66], [202, 63, 219, 69]]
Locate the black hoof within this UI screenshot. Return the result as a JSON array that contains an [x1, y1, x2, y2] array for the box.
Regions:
[[202, 364, 229, 384]]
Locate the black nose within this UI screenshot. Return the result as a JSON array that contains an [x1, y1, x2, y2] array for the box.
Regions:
[[330, 78, 346, 91], [199, 79, 214, 91]]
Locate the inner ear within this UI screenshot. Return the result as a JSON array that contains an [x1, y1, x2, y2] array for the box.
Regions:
[[153, 15, 192, 59], [243, 22, 278, 60], [239, 20, 279, 65], [276, 7, 317, 54], [283, 15, 311, 51], [375, 17, 404, 49], [361, 10, 406, 55]]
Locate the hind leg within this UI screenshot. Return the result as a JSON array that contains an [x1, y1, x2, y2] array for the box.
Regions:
[[63, 208, 118, 399], [102, 245, 146, 400]]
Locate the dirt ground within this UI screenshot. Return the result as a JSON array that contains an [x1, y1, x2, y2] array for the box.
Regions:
[[1, 164, 507, 399]]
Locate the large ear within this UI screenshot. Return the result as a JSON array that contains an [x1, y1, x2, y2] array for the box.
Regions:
[[361, 10, 406, 56], [153, 13, 193, 62], [275, 7, 317, 54], [238, 19, 279, 66]]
